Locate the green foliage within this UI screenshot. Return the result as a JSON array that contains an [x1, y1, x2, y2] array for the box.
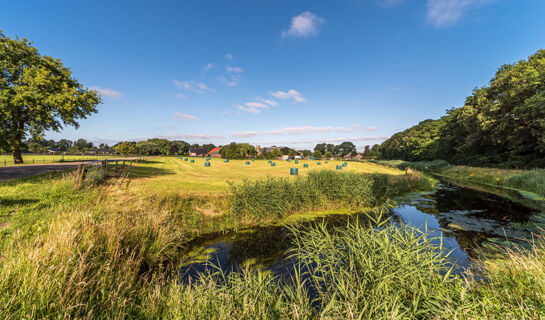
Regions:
[[114, 141, 137, 155], [376, 159, 451, 172], [220, 142, 256, 159], [0, 31, 101, 163], [379, 49, 545, 168]]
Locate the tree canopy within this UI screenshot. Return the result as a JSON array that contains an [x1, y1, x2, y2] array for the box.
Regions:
[[379, 49, 545, 168], [0, 31, 101, 163]]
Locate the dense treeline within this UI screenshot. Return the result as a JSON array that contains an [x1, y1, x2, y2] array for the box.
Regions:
[[380, 49, 545, 168]]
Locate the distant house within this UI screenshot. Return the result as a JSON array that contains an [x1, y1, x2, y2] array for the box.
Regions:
[[354, 153, 363, 161], [343, 154, 353, 160], [207, 147, 222, 158], [47, 148, 60, 154], [98, 148, 115, 155], [189, 148, 208, 157]]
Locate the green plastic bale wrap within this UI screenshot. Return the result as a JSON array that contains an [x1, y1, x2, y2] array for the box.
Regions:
[[184, 158, 188, 161], [342, 162, 347, 167], [290, 168, 298, 175], [271, 162, 276, 167], [295, 160, 299, 164], [204, 162, 211, 167], [317, 162, 321, 165], [224, 159, 230, 163], [190, 159, 194, 163], [336, 165, 342, 170], [325, 161, 328, 164], [246, 161, 250, 165], [303, 163, 309, 168]]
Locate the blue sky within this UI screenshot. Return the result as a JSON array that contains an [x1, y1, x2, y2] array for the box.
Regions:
[[2, 0, 544, 151]]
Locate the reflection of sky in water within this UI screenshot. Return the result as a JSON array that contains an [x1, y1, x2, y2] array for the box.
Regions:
[[393, 204, 470, 269], [179, 182, 543, 281]]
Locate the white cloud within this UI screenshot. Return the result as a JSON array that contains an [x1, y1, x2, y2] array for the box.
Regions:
[[237, 104, 263, 114], [157, 134, 224, 140], [226, 66, 244, 73], [426, 0, 492, 27], [282, 11, 325, 38], [173, 80, 214, 94], [335, 127, 352, 133], [170, 112, 198, 121], [268, 126, 333, 135], [174, 93, 187, 99], [350, 124, 380, 131], [225, 53, 233, 60], [202, 63, 214, 72], [90, 86, 122, 99], [270, 89, 306, 102], [232, 131, 259, 138], [256, 97, 278, 106], [219, 75, 241, 87], [245, 102, 268, 108]]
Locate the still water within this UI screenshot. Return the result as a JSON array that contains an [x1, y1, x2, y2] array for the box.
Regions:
[[179, 181, 544, 280]]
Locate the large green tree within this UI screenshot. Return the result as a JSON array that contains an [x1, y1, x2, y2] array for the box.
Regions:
[[0, 31, 101, 163]]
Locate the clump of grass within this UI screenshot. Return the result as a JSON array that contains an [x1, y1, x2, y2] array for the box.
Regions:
[[375, 159, 451, 172], [164, 212, 463, 319], [229, 170, 434, 221], [441, 235, 545, 319]]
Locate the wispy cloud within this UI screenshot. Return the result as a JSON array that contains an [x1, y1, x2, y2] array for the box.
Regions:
[[226, 66, 244, 73], [219, 74, 242, 87], [225, 53, 233, 60], [282, 11, 325, 38], [157, 134, 224, 140], [90, 86, 122, 99], [174, 93, 187, 99], [350, 124, 380, 131], [426, 0, 492, 27], [170, 112, 198, 121], [256, 97, 278, 106], [173, 80, 214, 94], [267, 126, 354, 135], [270, 89, 306, 102], [231, 131, 259, 138], [202, 63, 214, 72]]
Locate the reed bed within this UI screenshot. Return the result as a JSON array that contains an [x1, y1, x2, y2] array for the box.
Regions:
[[229, 170, 435, 221]]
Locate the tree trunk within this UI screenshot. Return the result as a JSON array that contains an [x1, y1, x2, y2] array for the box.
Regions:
[[12, 145, 23, 164]]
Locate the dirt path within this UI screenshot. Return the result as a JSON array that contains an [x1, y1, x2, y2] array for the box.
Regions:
[[0, 162, 82, 182], [0, 158, 143, 182]]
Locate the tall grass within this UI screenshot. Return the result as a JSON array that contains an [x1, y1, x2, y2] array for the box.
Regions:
[[374, 159, 451, 172], [229, 170, 435, 221], [164, 212, 463, 319]]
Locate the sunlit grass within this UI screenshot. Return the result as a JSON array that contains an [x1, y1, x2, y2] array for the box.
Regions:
[[0, 154, 121, 165]]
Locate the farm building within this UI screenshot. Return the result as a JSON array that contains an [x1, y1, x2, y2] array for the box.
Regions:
[[189, 148, 208, 157], [207, 147, 222, 158]]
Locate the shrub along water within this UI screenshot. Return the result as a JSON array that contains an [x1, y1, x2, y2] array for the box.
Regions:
[[229, 170, 435, 221], [374, 160, 545, 199]]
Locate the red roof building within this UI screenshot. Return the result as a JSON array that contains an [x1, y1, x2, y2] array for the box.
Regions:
[[207, 147, 222, 158]]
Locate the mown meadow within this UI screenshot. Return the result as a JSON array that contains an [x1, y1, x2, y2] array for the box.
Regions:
[[0, 154, 120, 166], [1, 157, 544, 319]]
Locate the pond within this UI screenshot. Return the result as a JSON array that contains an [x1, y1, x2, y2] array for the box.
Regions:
[[179, 180, 545, 281]]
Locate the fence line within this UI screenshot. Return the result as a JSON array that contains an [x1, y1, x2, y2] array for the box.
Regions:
[[73, 158, 144, 189]]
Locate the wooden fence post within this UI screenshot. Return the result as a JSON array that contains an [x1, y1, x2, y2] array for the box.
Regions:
[[73, 164, 86, 190]]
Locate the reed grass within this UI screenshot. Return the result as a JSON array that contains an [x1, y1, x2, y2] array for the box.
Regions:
[[229, 170, 435, 221]]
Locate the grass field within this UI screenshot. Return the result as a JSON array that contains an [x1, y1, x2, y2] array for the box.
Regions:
[[131, 157, 402, 194], [2, 157, 542, 318], [0, 154, 120, 165]]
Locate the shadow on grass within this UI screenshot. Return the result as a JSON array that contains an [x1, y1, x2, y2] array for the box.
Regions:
[[128, 165, 175, 178], [0, 198, 40, 207]]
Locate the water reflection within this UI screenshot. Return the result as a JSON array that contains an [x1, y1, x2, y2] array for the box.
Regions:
[[179, 181, 543, 281]]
